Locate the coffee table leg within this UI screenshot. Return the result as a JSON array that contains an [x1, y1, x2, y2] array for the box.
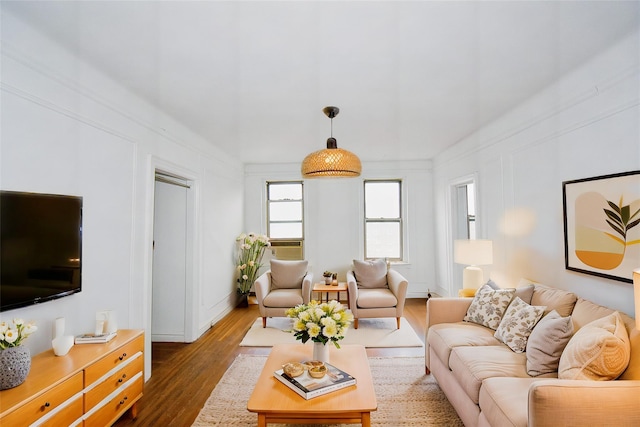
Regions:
[[257, 413, 266, 427], [362, 411, 371, 427]]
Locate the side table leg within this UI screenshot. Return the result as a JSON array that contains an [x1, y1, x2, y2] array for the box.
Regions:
[[362, 412, 371, 427], [257, 413, 266, 427]]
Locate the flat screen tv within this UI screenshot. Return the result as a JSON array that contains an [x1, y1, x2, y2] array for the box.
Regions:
[[1, 191, 82, 312]]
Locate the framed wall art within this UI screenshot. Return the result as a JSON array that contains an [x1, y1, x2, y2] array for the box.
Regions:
[[563, 170, 640, 283]]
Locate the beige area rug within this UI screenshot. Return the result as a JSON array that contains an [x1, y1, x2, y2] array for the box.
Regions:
[[239, 317, 423, 348], [192, 354, 462, 427]]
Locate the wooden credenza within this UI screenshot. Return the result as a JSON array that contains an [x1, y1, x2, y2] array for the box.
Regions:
[[0, 329, 144, 427]]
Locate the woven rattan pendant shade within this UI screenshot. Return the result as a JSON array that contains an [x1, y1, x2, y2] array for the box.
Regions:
[[301, 106, 361, 178]]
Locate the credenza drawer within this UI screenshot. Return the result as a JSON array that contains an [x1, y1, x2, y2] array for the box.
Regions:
[[84, 375, 143, 427], [1, 372, 83, 427], [36, 393, 83, 427], [84, 335, 144, 386], [84, 352, 143, 410]]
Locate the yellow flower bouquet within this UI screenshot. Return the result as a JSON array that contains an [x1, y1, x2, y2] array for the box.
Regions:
[[286, 300, 354, 348]]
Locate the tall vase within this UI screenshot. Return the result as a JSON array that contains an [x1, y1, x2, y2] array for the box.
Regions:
[[0, 346, 31, 390], [312, 342, 330, 364]]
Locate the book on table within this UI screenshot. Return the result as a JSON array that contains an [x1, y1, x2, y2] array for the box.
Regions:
[[273, 362, 357, 400], [75, 332, 117, 344]]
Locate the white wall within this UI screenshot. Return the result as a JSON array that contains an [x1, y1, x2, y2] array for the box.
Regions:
[[244, 160, 435, 298], [432, 29, 640, 316], [0, 11, 244, 377]]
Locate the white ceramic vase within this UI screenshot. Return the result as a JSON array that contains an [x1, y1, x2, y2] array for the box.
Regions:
[[312, 342, 330, 363]]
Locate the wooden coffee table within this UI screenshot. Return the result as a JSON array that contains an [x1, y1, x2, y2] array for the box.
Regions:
[[313, 282, 350, 308], [247, 344, 376, 427]]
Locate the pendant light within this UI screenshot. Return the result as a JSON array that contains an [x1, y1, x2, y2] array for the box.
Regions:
[[301, 106, 362, 178]]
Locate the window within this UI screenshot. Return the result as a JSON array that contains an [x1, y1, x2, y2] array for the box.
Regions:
[[267, 181, 303, 239], [364, 180, 402, 260]]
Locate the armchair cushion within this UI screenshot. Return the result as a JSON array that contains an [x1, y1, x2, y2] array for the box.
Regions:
[[352, 259, 387, 288], [262, 288, 304, 308], [356, 288, 398, 308], [270, 259, 308, 290]]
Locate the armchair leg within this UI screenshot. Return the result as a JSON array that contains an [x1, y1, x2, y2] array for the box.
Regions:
[[354, 319, 358, 329], [425, 367, 431, 375], [396, 317, 401, 329], [262, 317, 267, 328]]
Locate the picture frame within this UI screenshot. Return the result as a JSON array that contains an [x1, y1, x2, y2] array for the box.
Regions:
[[563, 170, 640, 283]]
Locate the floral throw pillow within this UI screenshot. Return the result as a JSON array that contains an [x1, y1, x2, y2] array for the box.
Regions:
[[463, 284, 515, 330], [494, 297, 546, 353]]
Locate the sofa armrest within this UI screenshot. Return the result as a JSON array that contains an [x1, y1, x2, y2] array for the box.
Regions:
[[346, 271, 358, 313], [425, 297, 472, 373], [387, 269, 408, 311], [528, 379, 640, 426], [254, 271, 271, 315], [426, 297, 472, 330], [302, 272, 313, 304]]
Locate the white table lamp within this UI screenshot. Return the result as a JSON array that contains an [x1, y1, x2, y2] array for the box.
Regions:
[[634, 269, 640, 330], [454, 240, 493, 290]]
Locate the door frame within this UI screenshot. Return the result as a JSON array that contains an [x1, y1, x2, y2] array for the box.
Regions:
[[447, 173, 479, 296], [145, 157, 200, 345]]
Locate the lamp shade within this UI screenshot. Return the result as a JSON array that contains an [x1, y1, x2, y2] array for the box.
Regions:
[[301, 144, 361, 178], [454, 240, 493, 266], [634, 269, 640, 330], [301, 106, 361, 178]]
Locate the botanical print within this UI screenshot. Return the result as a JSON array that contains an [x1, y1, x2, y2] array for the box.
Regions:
[[564, 171, 640, 283]]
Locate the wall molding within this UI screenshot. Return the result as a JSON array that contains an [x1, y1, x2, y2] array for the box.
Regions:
[[1, 41, 237, 169], [433, 62, 639, 170]]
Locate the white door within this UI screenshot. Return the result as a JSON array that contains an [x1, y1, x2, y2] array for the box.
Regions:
[[152, 178, 188, 342]]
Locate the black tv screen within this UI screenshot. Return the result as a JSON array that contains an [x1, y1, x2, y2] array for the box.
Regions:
[[1, 191, 82, 312]]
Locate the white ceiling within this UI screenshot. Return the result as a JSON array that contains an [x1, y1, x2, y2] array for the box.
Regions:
[[3, 1, 639, 164]]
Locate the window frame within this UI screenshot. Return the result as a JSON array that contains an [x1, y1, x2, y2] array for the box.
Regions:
[[363, 179, 403, 261], [266, 181, 304, 241]]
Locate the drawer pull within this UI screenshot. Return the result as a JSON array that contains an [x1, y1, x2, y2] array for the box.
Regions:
[[118, 373, 127, 383], [119, 396, 128, 405], [41, 402, 51, 410], [119, 352, 127, 361]]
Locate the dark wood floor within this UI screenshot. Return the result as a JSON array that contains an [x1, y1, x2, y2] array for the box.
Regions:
[[114, 298, 427, 427]]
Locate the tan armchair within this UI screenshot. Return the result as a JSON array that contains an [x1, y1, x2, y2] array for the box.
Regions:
[[346, 259, 408, 329], [254, 259, 313, 328]]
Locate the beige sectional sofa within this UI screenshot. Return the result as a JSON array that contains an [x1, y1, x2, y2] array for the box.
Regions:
[[425, 279, 640, 427]]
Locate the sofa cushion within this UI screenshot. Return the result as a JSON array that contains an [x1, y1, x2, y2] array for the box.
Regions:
[[479, 377, 538, 427], [526, 310, 574, 376], [529, 282, 577, 317], [571, 297, 617, 331], [558, 311, 631, 380], [463, 284, 516, 330], [427, 322, 502, 369], [449, 345, 529, 404], [488, 279, 535, 304], [494, 297, 546, 353], [352, 259, 388, 288], [262, 288, 304, 308], [356, 288, 397, 308]]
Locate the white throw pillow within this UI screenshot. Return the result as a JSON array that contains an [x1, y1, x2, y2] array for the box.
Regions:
[[494, 297, 546, 353], [463, 284, 515, 331], [558, 311, 630, 381]]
